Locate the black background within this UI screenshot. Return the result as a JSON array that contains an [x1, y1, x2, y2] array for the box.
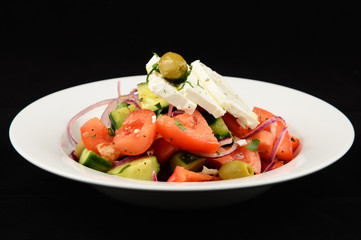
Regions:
[[2, 1, 361, 239]]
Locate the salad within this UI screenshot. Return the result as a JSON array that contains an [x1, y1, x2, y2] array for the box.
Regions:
[[67, 52, 300, 182]]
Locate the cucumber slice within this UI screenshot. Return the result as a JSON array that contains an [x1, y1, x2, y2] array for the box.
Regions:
[[200, 111, 232, 141], [107, 156, 160, 181], [109, 104, 137, 130], [137, 82, 169, 112], [79, 148, 113, 172], [169, 151, 206, 172], [74, 139, 85, 159]]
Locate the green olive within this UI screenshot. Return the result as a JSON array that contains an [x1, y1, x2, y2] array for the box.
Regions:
[[218, 161, 254, 180], [158, 52, 188, 81]]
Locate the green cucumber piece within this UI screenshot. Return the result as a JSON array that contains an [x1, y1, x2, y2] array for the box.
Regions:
[[169, 151, 206, 172], [79, 148, 113, 172], [200, 111, 232, 141], [107, 156, 160, 181], [137, 82, 169, 112], [109, 104, 137, 130]]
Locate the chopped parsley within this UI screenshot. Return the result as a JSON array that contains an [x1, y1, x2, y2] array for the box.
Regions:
[[119, 164, 131, 173], [178, 79, 194, 91], [146, 62, 160, 82], [175, 120, 186, 131], [108, 128, 115, 136], [117, 101, 128, 109], [246, 139, 260, 152]]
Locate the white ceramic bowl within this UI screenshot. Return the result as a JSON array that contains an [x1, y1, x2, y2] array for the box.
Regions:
[[9, 76, 354, 209]]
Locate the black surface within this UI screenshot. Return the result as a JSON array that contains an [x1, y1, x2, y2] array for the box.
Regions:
[[2, 2, 361, 239]]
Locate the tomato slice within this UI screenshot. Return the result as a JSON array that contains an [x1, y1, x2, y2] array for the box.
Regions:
[[252, 130, 274, 162], [252, 107, 293, 162], [80, 117, 112, 155], [151, 138, 180, 167], [261, 160, 284, 172], [253, 107, 275, 123], [222, 112, 252, 138], [206, 144, 262, 174], [167, 166, 220, 182], [291, 136, 300, 152], [156, 110, 220, 154], [112, 109, 156, 156]]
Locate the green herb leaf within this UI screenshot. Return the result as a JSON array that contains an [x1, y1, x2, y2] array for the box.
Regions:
[[178, 83, 185, 91], [197, 79, 204, 89], [175, 119, 186, 131], [108, 128, 115, 136], [246, 139, 260, 152], [119, 164, 131, 173], [117, 101, 128, 109], [146, 62, 159, 82], [185, 81, 194, 88]]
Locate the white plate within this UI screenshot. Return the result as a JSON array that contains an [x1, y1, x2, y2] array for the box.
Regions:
[[9, 76, 354, 208]]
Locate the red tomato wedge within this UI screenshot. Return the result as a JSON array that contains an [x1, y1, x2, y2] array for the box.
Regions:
[[80, 117, 112, 155], [291, 136, 300, 152], [206, 144, 262, 174], [261, 160, 284, 172], [156, 110, 220, 154], [253, 107, 275, 124], [112, 109, 156, 156], [222, 112, 252, 138], [167, 166, 220, 182], [253, 107, 294, 162], [252, 130, 274, 162], [151, 138, 180, 167], [252, 106, 277, 132], [276, 129, 293, 161]]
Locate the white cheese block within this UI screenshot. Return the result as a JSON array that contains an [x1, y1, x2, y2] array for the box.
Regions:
[[145, 55, 160, 74], [179, 70, 225, 118], [191, 60, 259, 129], [147, 73, 197, 114]]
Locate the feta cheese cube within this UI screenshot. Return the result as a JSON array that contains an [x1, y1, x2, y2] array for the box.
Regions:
[[191, 60, 259, 129], [148, 73, 197, 114], [179, 70, 226, 118]]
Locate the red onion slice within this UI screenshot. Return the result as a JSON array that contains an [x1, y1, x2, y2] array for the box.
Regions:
[[167, 104, 174, 117], [152, 171, 158, 182], [242, 116, 286, 139], [100, 89, 141, 127], [117, 81, 121, 97], [218, 137, 233, 147], [70, 150, 79, 162], [263, 126, 288, 172], [67, 98, 114, 145], [100, 98, 119, 128], [171, 110, 185, 117]]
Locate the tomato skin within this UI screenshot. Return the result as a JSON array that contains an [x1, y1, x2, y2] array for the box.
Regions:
[[291, 136, 300, 152], [252, 130, 274, 162], [167, 166, 220, 182], [112, 109, 156, 156], [252, 107, 275, 131], [252, 107, 293, 162], [80, 117, 112, 155], [157, 110, 219, 154], [276, 130, 293, 161], [222, 112, 252, 138], [261, 160, 284, 172], [206, 144, 262, 174], [151, 138, 180, 167]]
